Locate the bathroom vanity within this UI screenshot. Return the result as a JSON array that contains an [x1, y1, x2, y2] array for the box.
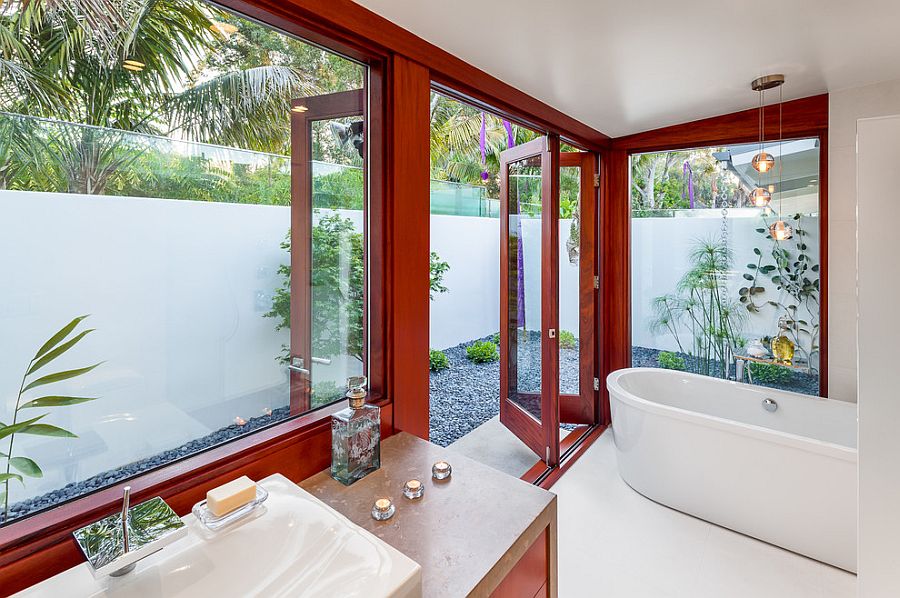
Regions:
[[301, 432, 558, 597]]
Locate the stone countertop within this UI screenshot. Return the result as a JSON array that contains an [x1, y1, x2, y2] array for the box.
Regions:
[[300, 432, 557, 598]]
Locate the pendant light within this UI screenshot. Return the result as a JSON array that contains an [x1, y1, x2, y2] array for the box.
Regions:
[[749, 74, 784, 208], [756, 74, 792, 241]]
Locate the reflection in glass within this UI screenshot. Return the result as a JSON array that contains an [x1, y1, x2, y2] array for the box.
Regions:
[[507, 156, 542, 420]]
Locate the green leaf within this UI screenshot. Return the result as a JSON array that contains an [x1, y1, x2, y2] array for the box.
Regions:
[[19, 396, 97, 409], [19, 424, 77, 438], [753, 248, 761, 256], [27, 329, 94, 376], [755, 228, 766, 233], [9, 457, 42, 478], [0, 415, 47, 441], [0, 473, 23, 485], [742, 273, 753, 281], [33, 315, 89, 361], [22, 363, 101, 393]]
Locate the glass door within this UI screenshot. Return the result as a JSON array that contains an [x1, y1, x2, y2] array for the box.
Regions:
[[559, 151, 598, 426], [499, 139, 598, 468], [499, 136, 560, 466], [289, 89, 367, 415]]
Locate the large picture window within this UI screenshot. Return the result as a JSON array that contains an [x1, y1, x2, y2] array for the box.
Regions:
[[0, 0, 370, 526], [630, 139, 821, 395]]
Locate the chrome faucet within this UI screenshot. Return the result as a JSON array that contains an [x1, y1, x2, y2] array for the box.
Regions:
[[73, 486, 188, 578]]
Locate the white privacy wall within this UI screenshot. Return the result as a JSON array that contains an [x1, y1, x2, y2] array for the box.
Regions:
[[631, 211, 820, 359], [0, 190, 293, 501], [428, 216, 582, 350], [857, 114, 900, 598]]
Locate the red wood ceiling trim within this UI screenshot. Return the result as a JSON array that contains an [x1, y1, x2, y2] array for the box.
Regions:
[[612, 94, 828, 154]]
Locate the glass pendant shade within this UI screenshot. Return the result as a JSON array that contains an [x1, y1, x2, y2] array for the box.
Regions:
[[750, 187, 771, 207], [752, 151, 776, 173], [769, 220, 793, 241]]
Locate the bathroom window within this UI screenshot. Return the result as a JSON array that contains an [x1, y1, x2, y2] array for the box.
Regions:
[[630, 139, 822, 396], [0, 1, 375, 526]]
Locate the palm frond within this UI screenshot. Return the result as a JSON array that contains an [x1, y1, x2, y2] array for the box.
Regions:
[[167, 65, 315, 151]]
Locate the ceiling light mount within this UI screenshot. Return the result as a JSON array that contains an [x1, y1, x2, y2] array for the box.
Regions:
[[751, 74, 785, 92]]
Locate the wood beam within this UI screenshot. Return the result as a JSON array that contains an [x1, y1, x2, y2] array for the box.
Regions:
[[387, 55, 431, 439]]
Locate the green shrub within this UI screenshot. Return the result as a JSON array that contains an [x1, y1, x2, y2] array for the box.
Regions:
[[430, 252, 450, 299], [748, 361, 792, 384], [657, 351, 686, 371], [491, 332, 500, 345], [466, 340, 499, 364], [429, 349, 450, 371], [311, 380, 344, 408], [558, 330, 576, 350]]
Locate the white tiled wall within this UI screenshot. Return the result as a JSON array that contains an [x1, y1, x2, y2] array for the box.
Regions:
[[827, 78, 900, 402]]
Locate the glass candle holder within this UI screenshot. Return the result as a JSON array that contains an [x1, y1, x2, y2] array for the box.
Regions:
[[432, 460, 452, 480], [402, 479, 424, 499], [371, 498, 395, 521]]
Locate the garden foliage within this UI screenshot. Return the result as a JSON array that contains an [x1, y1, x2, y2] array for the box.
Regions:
[[466, 340, 499, 364]]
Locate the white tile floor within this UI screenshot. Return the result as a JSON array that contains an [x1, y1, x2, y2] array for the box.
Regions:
[[554, 432, 857, 598]]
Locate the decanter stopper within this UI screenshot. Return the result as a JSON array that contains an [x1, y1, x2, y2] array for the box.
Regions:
[[347, 376, 368, 409]]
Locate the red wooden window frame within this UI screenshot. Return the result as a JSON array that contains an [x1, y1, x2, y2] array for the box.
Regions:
[[609, 94, 829, 397]]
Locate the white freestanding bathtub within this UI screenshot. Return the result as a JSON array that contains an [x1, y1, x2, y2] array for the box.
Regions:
[[607, 367, 857, 572]]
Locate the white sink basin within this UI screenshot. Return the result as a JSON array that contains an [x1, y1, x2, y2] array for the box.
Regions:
[[17, 474, 422, 598]]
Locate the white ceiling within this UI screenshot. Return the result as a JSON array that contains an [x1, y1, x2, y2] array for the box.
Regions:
[[353, 0, 900, 137]]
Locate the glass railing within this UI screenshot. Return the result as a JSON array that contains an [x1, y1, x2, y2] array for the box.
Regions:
[[1, 112, 499, 217]]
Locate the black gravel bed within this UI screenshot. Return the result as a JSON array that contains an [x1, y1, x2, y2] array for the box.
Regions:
[[4, 405, 294, 524], [631, 346, 820, 396], [429, 332, 580, 447]]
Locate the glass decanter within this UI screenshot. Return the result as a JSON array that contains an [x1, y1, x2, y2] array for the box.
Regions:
[[330, 376, 381, 486], [770, 317, 796, 366]]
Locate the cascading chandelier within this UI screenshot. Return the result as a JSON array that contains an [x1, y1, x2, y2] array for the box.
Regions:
[[749, 74, 783, 208], [751, 74, 792, 239]]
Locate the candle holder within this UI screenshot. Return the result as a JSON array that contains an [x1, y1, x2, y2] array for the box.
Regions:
[[371, 498, 395, 521], [402, 479, 424, 499], [432, 460, 452, 480]]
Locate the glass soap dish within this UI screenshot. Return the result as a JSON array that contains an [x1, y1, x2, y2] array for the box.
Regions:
[[192, 485, 268, 531]]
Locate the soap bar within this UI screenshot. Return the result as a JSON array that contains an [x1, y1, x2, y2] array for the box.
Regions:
[[206, 476, 257, 517]]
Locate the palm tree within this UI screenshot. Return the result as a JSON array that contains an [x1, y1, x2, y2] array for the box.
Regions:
[[429, 93, 536, 190], [0, 0, 320, 194]]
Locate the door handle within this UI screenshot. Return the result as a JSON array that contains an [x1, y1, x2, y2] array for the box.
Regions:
[[288, 356, 333, 375], [288, 357, 310, 376]]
